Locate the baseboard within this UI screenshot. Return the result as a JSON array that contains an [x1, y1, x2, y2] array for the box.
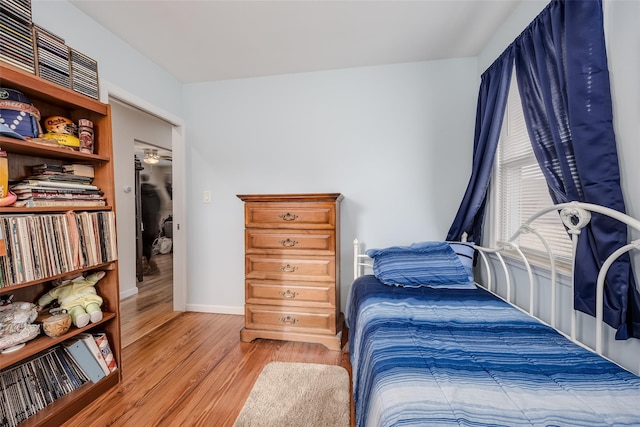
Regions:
[[186, 304, 244, 315], [120, 287, 139, 300]]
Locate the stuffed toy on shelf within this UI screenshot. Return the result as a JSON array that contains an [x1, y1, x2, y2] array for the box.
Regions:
[[0, 299, 40, 352], [37, 271, 105, 328]]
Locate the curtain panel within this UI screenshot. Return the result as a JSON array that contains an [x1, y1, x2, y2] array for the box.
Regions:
[[514, 0, 639, 339], [445, 50, 513, 243], [448, 0, 640, 339]]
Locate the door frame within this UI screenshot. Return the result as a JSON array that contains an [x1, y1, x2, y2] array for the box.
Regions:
[[101, 80, 187, 311]]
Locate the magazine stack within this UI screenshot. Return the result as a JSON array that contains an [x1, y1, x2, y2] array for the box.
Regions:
[[11, 163, 104, 208]]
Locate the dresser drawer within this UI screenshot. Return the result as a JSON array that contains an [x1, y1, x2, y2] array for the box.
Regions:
[[245, 280, 335, 307], [245, 229, 335, 255], [244, 305, 338, 335], [245, 255, 335, 281], [244, 202, 336, 229]]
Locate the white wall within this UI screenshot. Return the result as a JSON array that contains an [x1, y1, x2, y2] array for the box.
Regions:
[[29, 1, 477, 315], [605, 0, 640, 235], [183, 59, 478, 312], [31, 1, 183, 119], [477, 1, 548, 72]]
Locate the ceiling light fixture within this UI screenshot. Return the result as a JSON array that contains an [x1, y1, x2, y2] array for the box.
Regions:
[[143, 148, 160, 165]]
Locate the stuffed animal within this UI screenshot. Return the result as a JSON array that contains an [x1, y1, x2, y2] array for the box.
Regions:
[[0, 301, 40, 351], [38, 271, 105, 328]]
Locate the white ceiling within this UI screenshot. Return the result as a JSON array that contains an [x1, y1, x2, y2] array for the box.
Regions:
[[69, 0, 521, 84]]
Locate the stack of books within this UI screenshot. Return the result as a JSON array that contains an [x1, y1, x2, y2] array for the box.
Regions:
[[0, 0, 35, 73], [0, 346, 88, 426], [0, 332, 117, 426], [11, 163, 104, 208]]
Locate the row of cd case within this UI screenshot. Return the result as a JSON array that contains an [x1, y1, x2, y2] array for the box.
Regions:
[[0, 0, 99, 100]]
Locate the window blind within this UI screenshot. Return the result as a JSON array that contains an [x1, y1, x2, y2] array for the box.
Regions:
[[495, 74, 573, 261]]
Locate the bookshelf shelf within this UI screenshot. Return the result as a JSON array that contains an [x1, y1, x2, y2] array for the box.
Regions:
[[0, 64, 108, 115], [0, 206, 113, 214], [0, 261, 116, 293], [21, 371, 119, 427], [0, 137, 110, 162], [0, 313, 117, 370], [0, 61, 121, 426]]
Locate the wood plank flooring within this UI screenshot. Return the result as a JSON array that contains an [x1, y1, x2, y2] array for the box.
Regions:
[[61, 254, 353, 427], [120, 253, 181, 348]]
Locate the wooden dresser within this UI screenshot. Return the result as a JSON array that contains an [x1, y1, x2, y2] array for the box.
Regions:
[[237, 193, 344, 350]]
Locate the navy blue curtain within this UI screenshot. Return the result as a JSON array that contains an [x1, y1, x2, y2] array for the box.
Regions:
[[446, 50, 513, 243], [448, 0, 639, 339], [513, 0, 639, 339]]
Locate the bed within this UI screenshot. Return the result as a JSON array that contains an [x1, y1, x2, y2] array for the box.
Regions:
[[346, 202, 640, 426]]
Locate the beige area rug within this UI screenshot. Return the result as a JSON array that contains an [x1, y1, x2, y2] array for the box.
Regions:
[[233, 361, 350, 427]]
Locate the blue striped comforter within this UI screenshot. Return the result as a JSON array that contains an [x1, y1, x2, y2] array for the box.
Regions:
[[347, 275, 640, 427]]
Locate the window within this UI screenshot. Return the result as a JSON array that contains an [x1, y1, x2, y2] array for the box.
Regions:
[[493, 74, 573, 262]]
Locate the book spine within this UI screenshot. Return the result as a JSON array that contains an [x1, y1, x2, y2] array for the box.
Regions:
[[77, 333, 110, 376], [9, 218, 24, 284], [23, 180, 98, 190], [52, 216, 68, 273], [0, 217, 6, 258], [17, 217, 34, 282], [19, 200, 106, 208], [93, 333, 117, 373], [107, 211, 117, 261], [1, 218, 16, 286], [43, 215, 61, 276], [62, 339, 106, 384], [26, 216, 41, 280]]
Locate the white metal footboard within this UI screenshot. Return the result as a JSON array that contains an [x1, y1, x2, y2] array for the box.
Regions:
[[353, 201, 640, 356]]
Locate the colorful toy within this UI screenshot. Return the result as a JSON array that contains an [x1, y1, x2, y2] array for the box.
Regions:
[[41, 115, 80, 148], [38, 271, 105, 328]]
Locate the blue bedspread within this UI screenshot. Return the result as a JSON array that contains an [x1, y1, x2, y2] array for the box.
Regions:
[[347, 275, 640, 427]]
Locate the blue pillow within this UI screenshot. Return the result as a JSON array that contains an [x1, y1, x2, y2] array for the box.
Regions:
[[366, 241, 476, 289], [447, 242, 475, 282], [409, 241, 475, 282]]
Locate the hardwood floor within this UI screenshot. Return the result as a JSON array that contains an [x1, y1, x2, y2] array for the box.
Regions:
[[61, 254, 353, 427], [120, 253, 181, 348]]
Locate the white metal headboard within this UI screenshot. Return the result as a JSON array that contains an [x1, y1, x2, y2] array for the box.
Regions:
[[353, 238, 373, 280], [353, 201, 640, 356]]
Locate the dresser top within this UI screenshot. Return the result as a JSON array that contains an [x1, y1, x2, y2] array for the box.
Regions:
[[237, 193, 343, 202]]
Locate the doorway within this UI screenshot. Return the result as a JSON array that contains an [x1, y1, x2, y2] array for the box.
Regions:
[[134, 140, 173, 281], [106, 91, 186, 347]]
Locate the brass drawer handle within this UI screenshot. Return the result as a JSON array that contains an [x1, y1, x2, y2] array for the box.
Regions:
[[279, 238, 298, 247], [279, 290, 299, 299], [280, 264, 298, 273], [278, 212, 298, 221], [279, 316, 298, 325]]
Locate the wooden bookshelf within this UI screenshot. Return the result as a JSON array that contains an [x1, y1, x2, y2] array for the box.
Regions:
[[0, 62, 121, 426], [0, 137, 110, 162]]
